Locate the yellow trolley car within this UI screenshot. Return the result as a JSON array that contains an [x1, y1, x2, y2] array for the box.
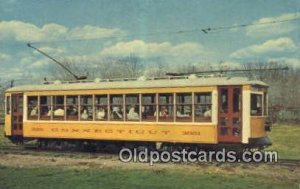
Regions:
[[4, 75, 271, 150]]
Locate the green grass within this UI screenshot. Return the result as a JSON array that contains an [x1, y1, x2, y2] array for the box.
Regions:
[[0, 166, 298, 189], [0, 125, 15, 146], [267, 124, 300, 159]]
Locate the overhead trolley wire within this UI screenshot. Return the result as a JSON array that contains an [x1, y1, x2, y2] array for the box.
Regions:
[[0, 14, 298, 47]]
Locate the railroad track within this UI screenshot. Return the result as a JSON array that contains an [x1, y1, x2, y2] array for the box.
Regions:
[[0, 145, 117, 160], [0, 145, 299, 168], [277, 159, 300, 167]]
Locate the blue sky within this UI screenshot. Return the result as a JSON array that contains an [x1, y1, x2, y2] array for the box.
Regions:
[[0, 0, 299, 82]]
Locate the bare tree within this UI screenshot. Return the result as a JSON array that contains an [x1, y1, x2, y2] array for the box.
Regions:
[[241, 61, 300, 122]]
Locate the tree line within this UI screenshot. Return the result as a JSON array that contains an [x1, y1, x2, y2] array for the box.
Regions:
[[1, 55, 299, 123]]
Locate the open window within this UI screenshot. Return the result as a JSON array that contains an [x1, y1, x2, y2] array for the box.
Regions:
[[40, 96, 51, 120], [141, 94, 156, 122], [251, 93, 263, 116], [80, 95, 93, 121], [95, 95, 108, 121], [263, 92, 267, 116], [53, 96, 64, 120], [176, 93, 192, 122], [194, 93, 212, 122], [27, 96, 38, 120], [6, 96, 11, 115], [110, 95, 124, 121], [125, 94, 140, 121], [158, 93, 174, 122], [66, 96, 78, 120]]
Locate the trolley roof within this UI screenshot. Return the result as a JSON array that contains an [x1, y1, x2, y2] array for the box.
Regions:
[[6, 76, 268, 93]]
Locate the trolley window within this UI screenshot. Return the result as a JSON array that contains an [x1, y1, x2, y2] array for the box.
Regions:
[[27, 96, 38, 120], [6, 96, 11, 115], [251, 94, 263, 116], [80, 95, 93, 121], [95, 95, 108, 121], [141, 94, 156, 122], [53, 96, 65, 120], [194, 93, 212, 122], [110, 95, 124, 120], [263, 92, 267, 116], [233, 88, 241, 113], [158, 93, 174, 122], [66, 96, 78, 120], [40, 96, 51, 120], [176, 93, 192, 122], [125, 94, 140, 121]]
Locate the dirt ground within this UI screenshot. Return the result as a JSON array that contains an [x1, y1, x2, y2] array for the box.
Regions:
[[0, 152, 299, 184]]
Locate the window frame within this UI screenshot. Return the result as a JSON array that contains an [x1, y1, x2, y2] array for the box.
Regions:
[[27, 96, 38, 120], [53, 95, 65, 120], [141, 93, 157, 122], [110, 94, 124, 121], [125, 94, 140, 121], [158, 93, 174, 122], [66, 95, 79, 121], [39, 96, 52, 120], [250, 92, 264, 116], [80, 95, 93, 121], [95, 94, 108, 121], [175, 93, 192, 122], [20, 90, 216, 124], [6, 96, 11, 115], [194, 92, 212, 122]]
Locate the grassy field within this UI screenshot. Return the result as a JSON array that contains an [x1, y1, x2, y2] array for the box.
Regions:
[[267, 124, 300, 159], [0, 165, 298, 189], [0, 125, 15, 147], [0, 124, 299, 189]]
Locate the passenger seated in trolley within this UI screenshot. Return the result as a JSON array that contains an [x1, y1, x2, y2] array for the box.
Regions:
[[54, 107, 64, 116], [154, 106, 169, 118], [30, 106, 38, 116], [45, 106, 53, 116], [81, 109, 88, 120], [112, 106, 123, 119], [204, 107, 212, 117], [176, 110, 189, 118], [127, 106, 139, 121], [96, 107, 106, 120]]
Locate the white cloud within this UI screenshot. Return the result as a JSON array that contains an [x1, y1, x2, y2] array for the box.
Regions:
[[68, 25, 124, 40], [99, 40, 208, 58], [38, 46, 66, 55], [30, 59, 49, 68], [0, 52, 11, 61], [20, 56, 35, 65], [169, 43, 206, 57], [246, 12, 300, 37], [100, 40, 170, 57], [230, 37, 297, 59], [0, 20, 124, 42]]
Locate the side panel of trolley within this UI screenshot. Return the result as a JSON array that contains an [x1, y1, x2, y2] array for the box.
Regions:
[[23, 121, 218, 144]]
